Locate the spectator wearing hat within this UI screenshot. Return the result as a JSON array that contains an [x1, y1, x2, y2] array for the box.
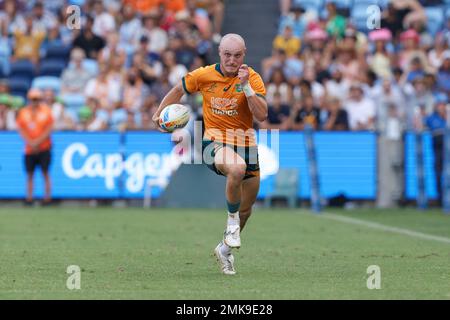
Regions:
[[368, 28, 395, 79], [72, 15, 106, 60], [425, 94, 448, 205], [278, 5, 307, 38], [273, 24, 301, 57], [344, 83, 376, 131], [60, 48, 93, 96], [16, 89, 54, 205]]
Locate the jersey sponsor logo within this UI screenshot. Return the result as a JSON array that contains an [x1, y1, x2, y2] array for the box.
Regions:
[[235, 84, 242, 93], [210, 97, 239, 116]]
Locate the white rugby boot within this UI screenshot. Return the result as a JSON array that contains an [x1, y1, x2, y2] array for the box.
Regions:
[[224, 224, 241, 248], [214, 242, 236, 275]]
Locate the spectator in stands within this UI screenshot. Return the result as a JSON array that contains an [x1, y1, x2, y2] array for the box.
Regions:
[[119, 3, 142, 56], [16, 89, 53, 205], [265, 68, 292, 106], [92, 0, 116, 38], [73, 15, 106, 60], [84, 63, 121, 111], [185, 0, 212, 39], [278, 4, 307, 39], [398, 29, 429, 73], [161, 50, 188, 86], [376, 78, 406, 136], [428, 33, 450, 72], [436, 54, 450, 96], [131, 50, 162, 88], [122, 67, 150, 112], [0, 16, 11, 76], [124, 110, 139, 130], [98, 32, 127, 66], [76, 97, 108, 131], [259, 92, 290, 130], [122, 0, 161, 15], [149, 69, 172, 102], [324, 64, 349, 102], [335, 42, 365, 83], [61, 48, 93, 96], [42, 89, 74, 131], [12, 13, 46, 65], [0, 93, 9, 130], [138, 13, 169, 55], [324, 1, 346, 40], [262, 49, 287, 83], [368, 28, 394, 79], [273, 24, 301, 57], [31, 1, 58, 34], [321, 96, 349, 131], [425, 94, 448, 206], [290, 94, 321, 130], [0, 0, 26, 34], [344, 83, 376, 131]]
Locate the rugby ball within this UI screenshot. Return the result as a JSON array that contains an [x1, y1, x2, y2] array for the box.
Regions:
[[159, 104, 191, 132]]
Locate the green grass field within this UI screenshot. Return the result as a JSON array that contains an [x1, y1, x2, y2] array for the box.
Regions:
[[0, 207, 449, 300]]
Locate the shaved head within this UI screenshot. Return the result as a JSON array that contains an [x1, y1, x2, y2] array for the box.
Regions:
[[218, 33, 247, 76], [219, 33, 246, 51]]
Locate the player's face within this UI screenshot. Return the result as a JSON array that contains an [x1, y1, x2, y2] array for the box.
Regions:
[[219, 47, 245, 75]]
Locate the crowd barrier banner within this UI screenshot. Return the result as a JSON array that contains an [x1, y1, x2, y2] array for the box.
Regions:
[[0, 131, 377, 199]]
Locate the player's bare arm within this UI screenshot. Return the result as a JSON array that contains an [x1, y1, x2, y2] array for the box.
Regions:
[[238, 64, 268, 122]]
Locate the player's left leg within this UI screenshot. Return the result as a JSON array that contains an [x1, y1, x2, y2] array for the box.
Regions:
[[239, 175, 260, 231]]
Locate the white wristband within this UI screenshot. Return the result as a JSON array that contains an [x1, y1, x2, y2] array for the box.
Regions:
[[242, 83, 255, 97]]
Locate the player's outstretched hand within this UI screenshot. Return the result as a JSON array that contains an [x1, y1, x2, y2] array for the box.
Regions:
[[238, 64, 249, 85], [152, 113, 169, 133]]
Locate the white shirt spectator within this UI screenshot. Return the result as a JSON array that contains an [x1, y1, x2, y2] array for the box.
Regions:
[[93, 12, 116, 38], [345, 97, 376, 130], [168, 64, 188, 86], [84, 78, 121, 110]]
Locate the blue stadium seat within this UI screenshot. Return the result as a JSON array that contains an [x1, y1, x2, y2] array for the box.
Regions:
[[293, 0, 323, 12], [61, 94, 85, 111], [351, 4, 371, 32], [39, 59, 66, 77], [10, 60, 35, 82], [45, 44, 71, 61], [8, 77, 30, 99], [32, 76, 61, 94], [425, 7, 445, 36], [69, 0, 86, 5], [326, 0, 352, 8]]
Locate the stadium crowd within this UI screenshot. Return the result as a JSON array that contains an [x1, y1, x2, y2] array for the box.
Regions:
[[0, 0, 449, 134], [261, 0, 449, 134], [0, 0, 224, 131]]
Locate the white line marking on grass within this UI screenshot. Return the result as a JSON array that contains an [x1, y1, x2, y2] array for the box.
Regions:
[[318, 212, 450, 245]]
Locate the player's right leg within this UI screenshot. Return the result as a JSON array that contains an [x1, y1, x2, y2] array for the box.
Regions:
[[214, 145, 247, 248]]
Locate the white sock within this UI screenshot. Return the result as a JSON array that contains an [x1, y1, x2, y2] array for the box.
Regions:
[[220, 241, 231, 256], [227, 212, 240, 226]]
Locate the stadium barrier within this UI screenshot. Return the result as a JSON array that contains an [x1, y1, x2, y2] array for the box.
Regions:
[[1, 131, 380, 200]]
